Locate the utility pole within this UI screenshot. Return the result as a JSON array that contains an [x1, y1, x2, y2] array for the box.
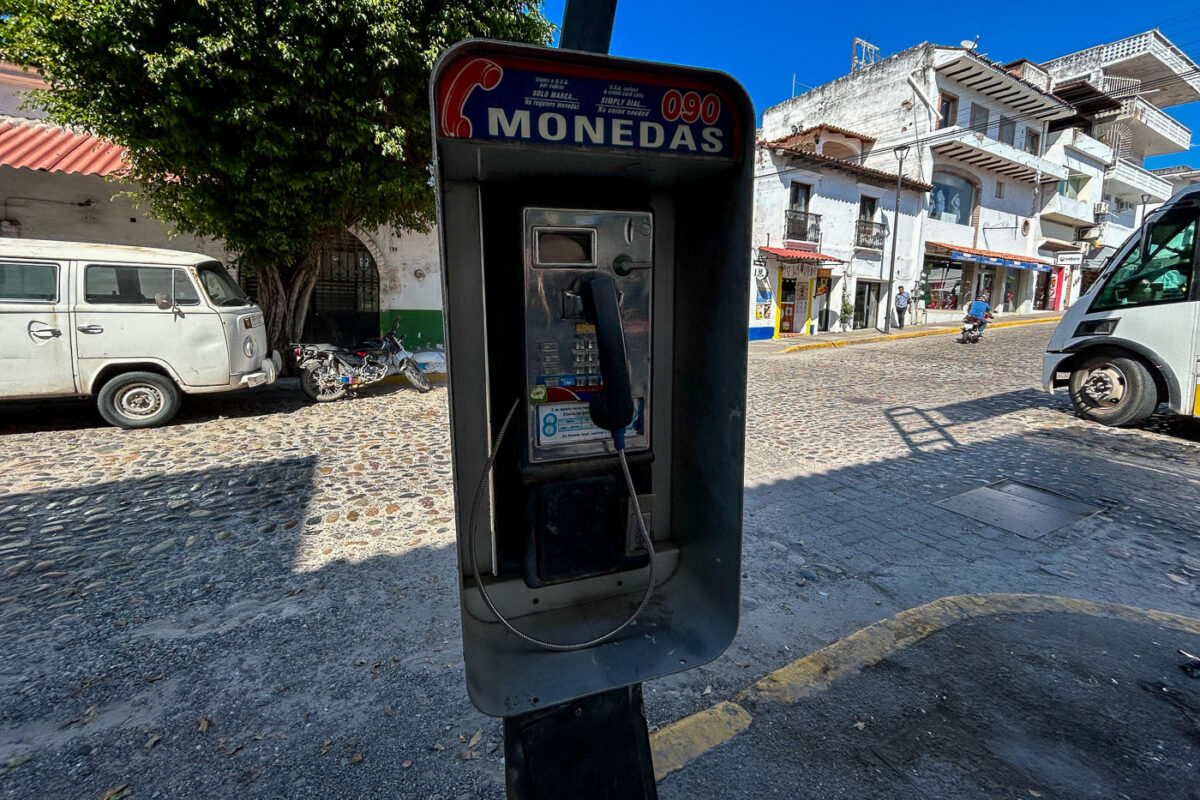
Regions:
[[884, 144, 910, 334]]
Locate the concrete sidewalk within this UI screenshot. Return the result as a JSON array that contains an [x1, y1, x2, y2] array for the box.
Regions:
[[653, 594, 1200, 799], [750, 311, 1063, 354]]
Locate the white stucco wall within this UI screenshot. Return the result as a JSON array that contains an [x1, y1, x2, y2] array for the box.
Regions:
[[1, 167, 231, 259]]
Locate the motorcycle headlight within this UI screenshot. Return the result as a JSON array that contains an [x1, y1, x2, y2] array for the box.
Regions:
[[243, 335, 256, 358]]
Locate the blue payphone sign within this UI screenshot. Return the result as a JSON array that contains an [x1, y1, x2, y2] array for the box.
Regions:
[[437, 52, 741, 159]]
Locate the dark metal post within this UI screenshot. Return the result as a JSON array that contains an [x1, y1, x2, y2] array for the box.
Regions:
[[559, 0, 618, 54], [884, 144, 910, 334]]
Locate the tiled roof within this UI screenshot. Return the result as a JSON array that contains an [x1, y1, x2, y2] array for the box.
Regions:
[[797, 124, 876, 143], [759, 246, 846, 263], [0, 121, 128, 176], [761, 141, 934, 192], [927, 241, 1051, 265]]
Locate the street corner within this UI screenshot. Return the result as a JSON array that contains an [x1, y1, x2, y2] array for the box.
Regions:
[[653, 594, 1200, 798]]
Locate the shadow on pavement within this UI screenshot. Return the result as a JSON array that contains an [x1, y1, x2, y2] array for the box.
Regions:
[[0, 378, 429, 435], [0, 457, 496, 799]]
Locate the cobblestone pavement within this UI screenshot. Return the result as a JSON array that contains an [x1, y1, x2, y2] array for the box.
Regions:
[[3, 326, 1199, 798]]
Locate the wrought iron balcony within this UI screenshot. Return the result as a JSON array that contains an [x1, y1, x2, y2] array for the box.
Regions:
[[785, 209, 821, 243], [854, 219, 886, 249]]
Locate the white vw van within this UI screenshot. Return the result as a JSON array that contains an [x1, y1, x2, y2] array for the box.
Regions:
[[0, 238, 280, 428]]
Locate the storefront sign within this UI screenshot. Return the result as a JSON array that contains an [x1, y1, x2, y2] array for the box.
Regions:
[[780, 262, 818, 280], [1056, 252, 1084, 266], [437, 54, 740, 159]]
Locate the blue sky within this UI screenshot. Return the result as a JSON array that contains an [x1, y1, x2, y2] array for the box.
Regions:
[[540, 1, 1200, 170]]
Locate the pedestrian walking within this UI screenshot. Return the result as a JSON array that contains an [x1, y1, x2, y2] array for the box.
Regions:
[[895, 286, 910, 329]]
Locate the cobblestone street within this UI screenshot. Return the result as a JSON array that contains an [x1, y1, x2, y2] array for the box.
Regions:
[[3, 323, 1199, 798]]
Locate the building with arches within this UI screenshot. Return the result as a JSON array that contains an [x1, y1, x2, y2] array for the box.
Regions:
[[0, 62, 444, 347]]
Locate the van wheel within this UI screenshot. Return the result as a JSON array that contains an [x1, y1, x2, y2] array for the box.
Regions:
[[1068, 354, 1158, 427], [97, 371, 181, 429]]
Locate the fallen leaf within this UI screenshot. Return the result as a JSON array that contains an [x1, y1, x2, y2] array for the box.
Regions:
[[100, 785, 131, 800], [349, 752, 364, 765], [1029, 792, 1043, 798], [432, 743, 445, 751], [5, 755, 30, 768], [402, 759, 413, 768], [459, 749, 480, 761], [458, 734, 467, 743], [702, 685, 712, 696], [853, 721, 866, 731], [468, 730, 482, 748], [197, 718, 210, 734], [319, 740, 332, 755], [228, 744, 243, 756], [146, 673, 165, 683], [144, 735, 161, 751]]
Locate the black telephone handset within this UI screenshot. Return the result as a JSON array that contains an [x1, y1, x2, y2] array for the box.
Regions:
[[577, 273, 634, 442]]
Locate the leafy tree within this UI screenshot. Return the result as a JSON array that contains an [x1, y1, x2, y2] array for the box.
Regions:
[[1, 0, 553, 351]]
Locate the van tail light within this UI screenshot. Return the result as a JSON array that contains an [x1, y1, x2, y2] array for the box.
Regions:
[[293, 347, 302, 357]]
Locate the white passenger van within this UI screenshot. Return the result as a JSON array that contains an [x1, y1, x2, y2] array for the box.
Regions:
[[0, 239, 280, 428], [1044, 185, 1199, 426]]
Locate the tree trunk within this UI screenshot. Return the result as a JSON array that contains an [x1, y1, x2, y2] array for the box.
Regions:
[[253, 240, 325, 374]]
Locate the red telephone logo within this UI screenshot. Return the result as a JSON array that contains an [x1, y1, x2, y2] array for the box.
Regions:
[[439, 58, 504, 138]]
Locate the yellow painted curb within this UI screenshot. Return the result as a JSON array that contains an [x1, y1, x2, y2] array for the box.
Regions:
[[739, 593, 1200, 705], [649, 593, 1200, 781], [779, 316, 1062, 353], [649, 700, 752, 782]]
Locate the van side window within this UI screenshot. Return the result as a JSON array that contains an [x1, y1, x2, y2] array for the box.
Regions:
[[0, 262, 57, 302], [85, 265, 200, 305], [1092, 213, 1196, 311]]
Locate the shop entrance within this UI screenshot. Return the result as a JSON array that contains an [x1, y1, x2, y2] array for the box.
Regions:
[[853, 280, 880, 330], [779, 278, 796, 333], [814, 276, 832, 331], [1033, 270, 1053, 310]]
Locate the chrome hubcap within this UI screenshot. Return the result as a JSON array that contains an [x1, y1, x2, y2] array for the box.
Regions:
[[115, 384, 164, 418], [1083, 366, 1126, 406]]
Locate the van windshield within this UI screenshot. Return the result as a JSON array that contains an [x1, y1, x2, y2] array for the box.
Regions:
[[196, 262, 251, 307]]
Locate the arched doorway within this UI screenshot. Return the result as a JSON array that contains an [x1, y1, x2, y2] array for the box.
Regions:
[[238, 230, 381, 344], [305, 231, 380, 344]]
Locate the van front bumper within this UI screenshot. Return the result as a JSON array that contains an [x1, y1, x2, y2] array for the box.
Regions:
[[239, 350, 281, 388], [1042, 352, 1073, 394]]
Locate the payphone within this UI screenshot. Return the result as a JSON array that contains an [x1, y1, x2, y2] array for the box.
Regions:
[[432, 40, 753, 717]]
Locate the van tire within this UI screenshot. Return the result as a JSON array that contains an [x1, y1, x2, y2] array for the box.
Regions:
[[97, 371, 182, 429], [1067, 354, 1158, 427]]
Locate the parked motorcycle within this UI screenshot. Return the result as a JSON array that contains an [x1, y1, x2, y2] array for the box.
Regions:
[[291, 317, 432, 402], [959, 312, 992, 344]]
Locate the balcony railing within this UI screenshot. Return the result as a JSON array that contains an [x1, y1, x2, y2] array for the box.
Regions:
[[854, 219, 886, 249], [1105, 158, 1173, 202], [1121, 96, 1191, 152], [785, 209, 821, 243]]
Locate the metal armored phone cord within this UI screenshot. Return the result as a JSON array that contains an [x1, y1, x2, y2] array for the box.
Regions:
[[467, 398, 656, 651]]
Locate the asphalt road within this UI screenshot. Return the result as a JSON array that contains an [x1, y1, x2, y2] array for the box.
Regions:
[[2, 323, 1198, 798]]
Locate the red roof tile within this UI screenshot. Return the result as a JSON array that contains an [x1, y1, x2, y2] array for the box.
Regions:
[[926, 241, 1051, 265], [760, 246, 845, 263], [0, 121, 128, 177]]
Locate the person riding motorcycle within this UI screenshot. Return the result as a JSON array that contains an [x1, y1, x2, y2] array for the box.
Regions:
[[965, 295, 992, 333]]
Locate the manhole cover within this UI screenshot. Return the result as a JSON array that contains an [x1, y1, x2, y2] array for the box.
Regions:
[[933, 480, 1099, 539]]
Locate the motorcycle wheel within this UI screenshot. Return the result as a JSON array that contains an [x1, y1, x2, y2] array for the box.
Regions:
[[402, 362, 433, 393], [300, 364, 348, 402]]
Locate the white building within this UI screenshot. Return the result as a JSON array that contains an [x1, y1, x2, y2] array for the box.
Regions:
[[759, 43, 1082, 332], [0, 62, 445, 346], [749, 124, 929, 339], [1041, 30, 1200, 291]]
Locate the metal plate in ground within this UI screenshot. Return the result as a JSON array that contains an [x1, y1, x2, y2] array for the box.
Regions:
[[933, 480, 1100, 539]]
